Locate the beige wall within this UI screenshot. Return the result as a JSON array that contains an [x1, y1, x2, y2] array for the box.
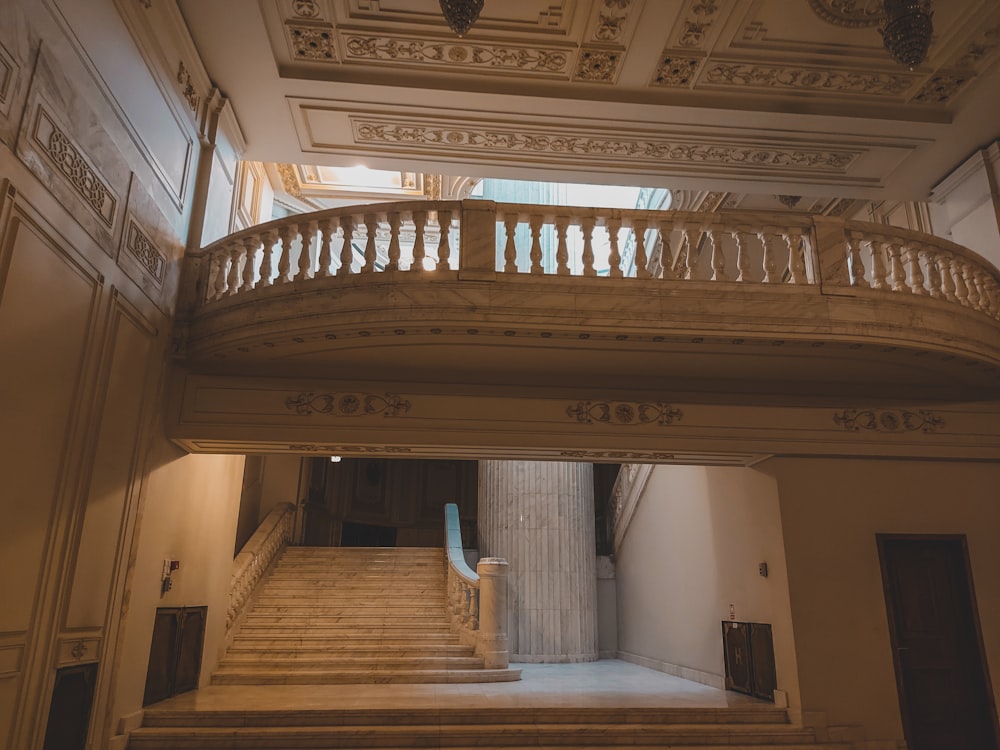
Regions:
[[761, 457, 1000, 744], [615, 465, 799, 704]]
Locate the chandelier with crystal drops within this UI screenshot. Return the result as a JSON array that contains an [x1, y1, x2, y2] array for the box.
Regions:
[[439, 0, 485, 37], [880, 0, 933, 70]]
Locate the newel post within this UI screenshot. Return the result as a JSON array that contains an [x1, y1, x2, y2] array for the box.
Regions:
[[458, 199, 498, 281], [476, 557, 509, 668]]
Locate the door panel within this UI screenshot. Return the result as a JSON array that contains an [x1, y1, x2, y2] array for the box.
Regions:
[[878, 536, 998, 750]]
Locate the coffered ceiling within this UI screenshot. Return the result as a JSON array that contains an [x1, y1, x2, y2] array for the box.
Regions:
[[176, 0, 1000, 199]]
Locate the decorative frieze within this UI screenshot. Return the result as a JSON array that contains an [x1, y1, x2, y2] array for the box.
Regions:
[[833, 408, 945, 433], [807, 0, 883, 28], [677, 0, 721, 49], [352, 119, 858, 172], [32, 106, 117, 227], [288, 444, 414, 453], [566, 400, 683, 426], [123, 217, 166, 284], [653, 54, 701, 86], [344, 36, 569, 75], [574, 48, 620, 82], [703, 63, 912, 96], [285, 391, 412, 417], [911, 72, 971, 105], [176, 61, 199, 112], [287, 23, 337, 62]]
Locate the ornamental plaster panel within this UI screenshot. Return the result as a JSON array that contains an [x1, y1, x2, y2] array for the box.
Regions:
[[671, 0, 724, 50], [701, 62, 915, 97], [806, 0, 882, 28]]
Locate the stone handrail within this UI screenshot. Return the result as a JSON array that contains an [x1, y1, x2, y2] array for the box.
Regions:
[[187, 199, 1000, 324], [444, 503, 509, 669], [227, 502, 296, 634]]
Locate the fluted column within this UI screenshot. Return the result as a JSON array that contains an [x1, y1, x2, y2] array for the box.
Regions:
[[478, 460, 598, 663]]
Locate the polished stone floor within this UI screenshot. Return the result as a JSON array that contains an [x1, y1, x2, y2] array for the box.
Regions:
[[152, 659, 766, 713]]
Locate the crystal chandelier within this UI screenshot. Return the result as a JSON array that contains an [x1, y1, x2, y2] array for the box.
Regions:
[[439, 0, 484, 37], [880, 0, 933, 70]]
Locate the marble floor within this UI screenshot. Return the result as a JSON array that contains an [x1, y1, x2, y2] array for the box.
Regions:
[[152, 659, 767, 713]]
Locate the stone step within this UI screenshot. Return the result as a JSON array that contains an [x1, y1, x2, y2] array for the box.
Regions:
[[239, 617, 452, 629], [209, 667, 522, 685], [223, 645, 475, 658], [217, 655, 485, 669], [247, 606, 447, 617]]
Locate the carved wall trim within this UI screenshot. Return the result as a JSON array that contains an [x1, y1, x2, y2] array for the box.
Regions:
[[588, 0, 636, 44], [955, 23, 1000, 69], [702, 62, 913, 96], [0, 40, 15, 113], [31, 105, 118, 228], [610, 463, 654, 551], [343, 36, 571, 75], [285, 391, 412, 417], [833, 408, 945, 433], [350, 117, 859, 172], [675, 0, 721, 49], [291, 0, 321, 19], [910, 72, 972, 105], [567, 401, 683, 426], [176, 61, 199, 112], [122, 217, 166, 285]]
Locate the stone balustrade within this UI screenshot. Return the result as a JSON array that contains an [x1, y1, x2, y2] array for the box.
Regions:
[[187, 200, 1000, 324], [227, 502, 296, 634], [444, 503, 509, 669]]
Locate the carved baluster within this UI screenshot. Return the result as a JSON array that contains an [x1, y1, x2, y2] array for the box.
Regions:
[[211, 248, 229, 300], [470, 587, 480, 629], [607, 217, 623, 278], [657, 220, 674, 279], [554, 215, 570, 276], [363, 214, 378, 272], [240, 235, 258, 292], [338, 216, 354, 276], [732, 229, 751, 282], [784, 229, 808, 285], [316, 219, 334, 278], [258, 231, 276, 288], [673, 225, 691, 280], [580, 216, 596, 277], [904, 244, 927, 295], [502, 213, 519, 273], [868, 239, 888, 291], [887, 243, 907, 292], [759, 230, 779, 283], [296, 222, 315, 281], [226, 240, 242, 296], [437, 210, 453, 271], [846, 235, 866, 287], [412, 210, 427, 272], [683, 224, 698, 280], [936, 252, 957, 302], [707, 228, 726, 282], [948, 256, 969, 306], [529, 214, 544, 274], [275, 223, 296, 285], [386, 212, 401, 271], [983, 277, 1000, 319], [632, 219, 650, 279], [920, 247, 943, 299], [960, 263, 980, 309]]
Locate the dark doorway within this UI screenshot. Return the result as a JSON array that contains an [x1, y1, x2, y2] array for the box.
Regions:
[[42, 663, 98, 750], [143, 606, 207, 705], [878, 535, 999, 750], [341, 521, 397, 547]]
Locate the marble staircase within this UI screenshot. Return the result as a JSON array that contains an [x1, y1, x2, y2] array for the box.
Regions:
[[213, 546, 521, 685]]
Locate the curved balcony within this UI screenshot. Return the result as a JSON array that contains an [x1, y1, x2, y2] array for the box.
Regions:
[[175, 199, 1000, 402]]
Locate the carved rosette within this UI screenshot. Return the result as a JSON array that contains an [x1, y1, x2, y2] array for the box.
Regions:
[[287, 24, 338, 62], [833, 408, 944, 433], [285, 392, 412, 417], [653, 55, 701, 86], [807, 0, 883, 28], [574, 49, 621, 82], [567, 401, 683, 426]]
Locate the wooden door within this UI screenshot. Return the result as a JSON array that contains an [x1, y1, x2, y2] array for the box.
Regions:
[[878, 536, 998, 750], [142, 607, 208, 705]]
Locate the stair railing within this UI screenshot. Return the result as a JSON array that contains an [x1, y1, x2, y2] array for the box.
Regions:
[[227, 502, 296, 635], [444, 503, 509, 669]]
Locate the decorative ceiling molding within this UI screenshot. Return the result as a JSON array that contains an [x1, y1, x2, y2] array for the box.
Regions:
[[286, 22, 338, 62], [349, 116, 861, 173], [673, 0, 723, 50], [343, 36, 572, 76], [910, 72, 972, 105], [807, 0, 883, 28], [574, 48, 621, 82], [652, 53, 702, 87], [587, 0, 636, 44], [701, 61, 915, 96]]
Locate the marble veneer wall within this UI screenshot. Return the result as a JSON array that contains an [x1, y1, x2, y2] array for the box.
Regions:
[[478, 460, 598, 663]]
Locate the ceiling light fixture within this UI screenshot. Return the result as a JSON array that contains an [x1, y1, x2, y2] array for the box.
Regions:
[[439, 0, 484, 37], [880, 0, 933, 70]]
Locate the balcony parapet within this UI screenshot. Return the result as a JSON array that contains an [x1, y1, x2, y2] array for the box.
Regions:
[[184, 199, 999, 321]]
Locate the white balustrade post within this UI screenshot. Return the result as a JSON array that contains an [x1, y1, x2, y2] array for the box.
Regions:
[[607, 217, 623, 278], [868, 239, 888, 291], [240, 235, 258, 292], [759, 230, 779, 284], [555, 216, 570, 276], [632, 219, 650, 279], [920, 247, 943, 299], [846, 235, 866, 287], [963, 262, 981, 309], [476, 557, 509, 669], [412, 210, 427, 272], [784, 229, 807, 285], [904, 244, 928, 295], [529, 214, 544, 275], [338, 216, 354, 276], [386, 212, 401, 271], [275, 224, 295, 285], [888, 243, 907, 292], [363, 214, 378, 273], [732, 229, 751, 282], [437, 209, 454, 271], [581, 216, 596, 277], [708, 228, 727, 282], [226, 241, 242, 296], [258, 231, 276, 288], [211, 248, 229, 300], [502, 213, 519, 273], [316, 219, 334, 278], [296, 222, 314, 281]]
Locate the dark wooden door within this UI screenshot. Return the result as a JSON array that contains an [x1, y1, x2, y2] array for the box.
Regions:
[[42, 663, 98, 750], [878, 536, 999, 750], [143, 606, 207, 705]]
